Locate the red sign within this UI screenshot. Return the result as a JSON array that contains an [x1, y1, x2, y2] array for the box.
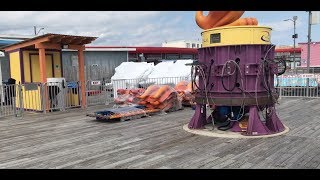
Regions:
[[91, 81, 101, 86]]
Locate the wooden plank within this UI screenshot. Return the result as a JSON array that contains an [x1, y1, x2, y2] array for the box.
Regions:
[[1, 98, 320, 168]]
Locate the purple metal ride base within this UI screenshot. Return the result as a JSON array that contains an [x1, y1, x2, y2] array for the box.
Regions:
[[188, 44, 286, 136]]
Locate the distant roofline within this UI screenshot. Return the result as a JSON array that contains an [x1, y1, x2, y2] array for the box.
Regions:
[[64, 47, 136, 52], [162, 40, 201, 43], [0, 34, 34, 40], [85, 46, 198, 54], [275, 47, 301, 53], [298, 42, 320, 45], [86, 46, 197, 49]]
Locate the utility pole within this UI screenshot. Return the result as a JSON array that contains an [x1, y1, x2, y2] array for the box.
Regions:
[[293, 16, 297, 74], [307, 11, 312, 73], [306, 11, 312, 97], [33, 26, 44, 36], [284, 16, 298, 73], [34, 26, 37, 35]]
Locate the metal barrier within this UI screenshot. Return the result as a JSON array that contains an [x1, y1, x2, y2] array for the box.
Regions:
[[276, 86, 319, 98], [0, 81, 83, 118], [65, 81, 82, 109], [111, 77, 190, 98], [3, 75, 320, 119], [42, 81, 82, 112], [0, 84, 22, 118], [86, 79, 113, 107], [85, 77, 191, 106], [0, 77, 194, 117], [275, 76, 320, 98], [20, 83, 43, 113]]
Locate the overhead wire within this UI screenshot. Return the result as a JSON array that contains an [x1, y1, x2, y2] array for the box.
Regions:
[[198, 64, 215, 111], [192, 63, 216, 129], [255, 44, 278, 120], [221, 60, 246, 122]]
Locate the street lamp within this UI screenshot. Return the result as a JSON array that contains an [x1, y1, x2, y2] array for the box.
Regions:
[[34, 26, 44, 36], [284, 16, 298, 74]]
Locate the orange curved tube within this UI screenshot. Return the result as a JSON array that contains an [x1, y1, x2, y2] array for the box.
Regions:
[[151, 85, 170, 99], [139, 85, 159, 99], [186, 82, 195, 92], [196, 11, 258, 30], [150, 101, 160, 106]]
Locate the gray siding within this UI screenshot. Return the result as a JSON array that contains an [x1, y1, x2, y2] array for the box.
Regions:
[[62, 51, 127, 81], [0, 53, 11, 82]]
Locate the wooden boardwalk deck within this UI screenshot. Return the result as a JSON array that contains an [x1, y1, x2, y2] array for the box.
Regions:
[[1, 98, 320, 169]]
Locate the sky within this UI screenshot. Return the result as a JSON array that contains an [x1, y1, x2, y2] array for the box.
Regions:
[[0, 11, 319, 47]]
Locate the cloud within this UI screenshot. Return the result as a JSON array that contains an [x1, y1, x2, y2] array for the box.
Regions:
[[0, 11, 182, 46], [7, 11, 307, 46], [260, 19, 302, 32], [0, 11, 203, 46]]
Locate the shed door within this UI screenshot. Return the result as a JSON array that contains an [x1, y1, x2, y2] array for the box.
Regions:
[[30, 55, 54, 82]]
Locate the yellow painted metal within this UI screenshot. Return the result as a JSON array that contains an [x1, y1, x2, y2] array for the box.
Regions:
[[68, 92, 80, 106], [23, 86, 42, 111], [22, 51, 62, 83], [15, 85, 43, 111], [7, 51, 42, 110], [30, 55, 54, 81], [201, 26, 272, 47], [13, 50, 63, 111], [52, 52, 62, 77], [9, 52, 21, 83], [23, 52, 31, 82]]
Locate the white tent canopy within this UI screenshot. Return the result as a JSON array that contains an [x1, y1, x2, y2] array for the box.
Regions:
[[111, 60, 194, 98]]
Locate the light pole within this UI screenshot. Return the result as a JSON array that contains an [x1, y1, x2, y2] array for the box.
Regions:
[[284, 16, 298, 74], [33, 26, 44, 35], [306, 11, 312, 97]]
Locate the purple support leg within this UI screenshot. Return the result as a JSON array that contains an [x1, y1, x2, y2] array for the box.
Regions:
[[246, 106, 270, 136], [265, 106, 285, 133], [231, 121, 243, 132], [188, 104, 207, 129], [206, 113, 213, 124]]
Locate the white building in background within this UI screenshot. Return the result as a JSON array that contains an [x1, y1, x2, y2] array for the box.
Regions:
[[162, 40, 202, 49]]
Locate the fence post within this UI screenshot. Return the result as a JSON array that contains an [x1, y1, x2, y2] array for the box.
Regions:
[[306, 78, 310, 98], [277, 77, 282, 100], [11, 85, 17, 117], [41, 83, 46, 114], [61, 86, 66, 112], [0, 85, 3, 117], [83, 81, 86, 109], [17, 84, 23, 117], [59, 81, 66, 112], [279, 85, 282, 100], [84, 81, 88, 114]]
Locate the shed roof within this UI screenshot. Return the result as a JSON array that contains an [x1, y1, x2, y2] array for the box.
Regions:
[[3, 33, 98, 52]]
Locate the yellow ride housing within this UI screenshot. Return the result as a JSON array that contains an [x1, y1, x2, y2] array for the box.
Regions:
[[201, 26, 272, 47]]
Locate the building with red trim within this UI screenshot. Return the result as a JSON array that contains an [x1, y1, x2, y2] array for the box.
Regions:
[[59, 46, 198, 81], [85, 45, 307, 70], [275, 46, 302, 70], [85, 46, 198, 63], [298, 42, 320, 68], [275, 43, 320, 72]]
